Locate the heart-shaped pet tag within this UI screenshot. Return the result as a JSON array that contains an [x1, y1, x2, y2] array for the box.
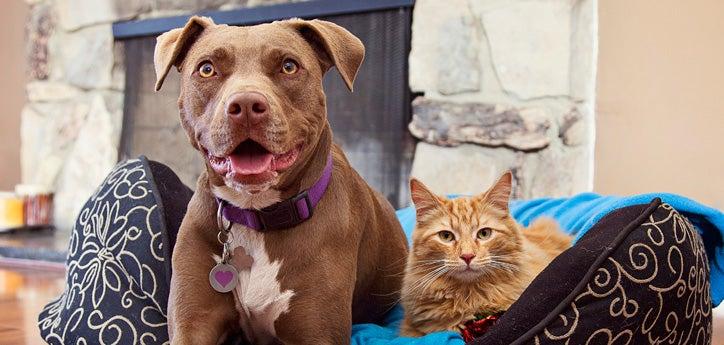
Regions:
[[209, 262, 238, 293]]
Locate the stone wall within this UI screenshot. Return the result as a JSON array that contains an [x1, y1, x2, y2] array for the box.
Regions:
[[21, 0, 597, 230], [21, 0, 299, 231], [408, 0, 597, 199]]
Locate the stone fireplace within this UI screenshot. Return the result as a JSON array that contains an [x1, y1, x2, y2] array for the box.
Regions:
[[20, 0, 597, 232], [407, 0, 597, 199]]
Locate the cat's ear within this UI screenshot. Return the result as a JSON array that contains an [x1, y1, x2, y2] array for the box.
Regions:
[[482, 171, 513, 212], [410, 178, 445, 218]]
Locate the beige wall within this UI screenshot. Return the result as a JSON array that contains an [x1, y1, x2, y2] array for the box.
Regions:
[[0, 1, 27, 190], [596, 0, 724, 208]]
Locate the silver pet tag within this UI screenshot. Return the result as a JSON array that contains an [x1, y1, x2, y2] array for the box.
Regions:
[[209, 242, 238, 293], [209, 262, 238, 293]]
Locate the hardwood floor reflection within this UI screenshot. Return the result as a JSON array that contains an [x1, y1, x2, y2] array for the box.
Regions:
[[0, 266, 64, 345]]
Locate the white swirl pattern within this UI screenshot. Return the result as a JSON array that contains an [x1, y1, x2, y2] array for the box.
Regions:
[[532, 204, 712, 345], [38, 159, 171, 345]]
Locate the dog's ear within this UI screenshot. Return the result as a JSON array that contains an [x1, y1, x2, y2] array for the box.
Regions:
[[286, 19, 365, 91], [154, 16, 215, 91]]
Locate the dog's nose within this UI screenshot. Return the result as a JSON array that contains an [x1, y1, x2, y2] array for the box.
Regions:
[[460, 253, 476, 265], [225, 92, 269, 126]]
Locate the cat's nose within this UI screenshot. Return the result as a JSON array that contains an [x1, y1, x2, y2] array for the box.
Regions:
[[460, 254, 476, 265]]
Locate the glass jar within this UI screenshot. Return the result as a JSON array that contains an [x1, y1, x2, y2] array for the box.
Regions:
[[15, 184, 54, 227]]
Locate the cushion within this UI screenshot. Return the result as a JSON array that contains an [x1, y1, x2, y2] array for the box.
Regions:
[[38, 157, 192, 345], [37, 158, 713, 345], [472, 198, 713, 344]]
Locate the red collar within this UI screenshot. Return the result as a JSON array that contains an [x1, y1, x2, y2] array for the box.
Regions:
[[460, 311, 504, 342]]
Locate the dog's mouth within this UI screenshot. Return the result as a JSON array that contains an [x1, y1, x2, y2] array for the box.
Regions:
[[206, 140, 302, 186]]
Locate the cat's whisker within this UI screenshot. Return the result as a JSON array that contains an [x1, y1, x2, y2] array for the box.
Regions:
[[405, 262, 447, 273], [485, 261, 520, 274], [406, 266, 449, 295], [473, 257, 521, 276], [407, 261, 447, 269], [377, 265, 452, 312], [411, 260, 448, 266], [388, 263, 435, 275], [370, 289, 403, 297], [378, 255, 408, 272], [386, 260, 446, 278], [408, 266, 450, 310], [487, 254, 519, 263], [419, 267, 450, 293], [408, 266, 447, 288]]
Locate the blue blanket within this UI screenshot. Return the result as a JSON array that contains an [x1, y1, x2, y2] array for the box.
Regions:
[[351, 193, 724, 345]]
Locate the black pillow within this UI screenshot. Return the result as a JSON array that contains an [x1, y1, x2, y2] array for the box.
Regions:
[[38, 157, 192, 345], [472, 198, 712, 344]]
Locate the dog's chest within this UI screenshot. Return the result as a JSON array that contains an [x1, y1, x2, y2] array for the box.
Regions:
[[227, 225, 295, 344]]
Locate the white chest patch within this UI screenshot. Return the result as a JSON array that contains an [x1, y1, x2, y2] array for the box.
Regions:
[[215, 224, 295, 344]]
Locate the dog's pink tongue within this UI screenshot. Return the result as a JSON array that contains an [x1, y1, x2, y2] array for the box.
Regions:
[[229, 151, 273, 175]]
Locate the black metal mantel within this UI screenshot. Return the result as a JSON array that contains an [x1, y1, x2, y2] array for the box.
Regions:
[[112, 0, 415, 40]]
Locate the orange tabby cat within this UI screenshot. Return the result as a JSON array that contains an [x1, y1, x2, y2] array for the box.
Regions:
[[399, 171, 572, 337]]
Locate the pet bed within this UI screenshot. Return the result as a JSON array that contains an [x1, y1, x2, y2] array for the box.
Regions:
[[38, 157, 721, 344]]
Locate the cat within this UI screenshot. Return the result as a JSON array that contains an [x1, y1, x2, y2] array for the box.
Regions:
[[399, 171, 572, 337]]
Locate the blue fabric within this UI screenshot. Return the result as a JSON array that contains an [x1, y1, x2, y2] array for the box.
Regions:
[[352, 307, 464, 345], [351, 192, 723, 345]]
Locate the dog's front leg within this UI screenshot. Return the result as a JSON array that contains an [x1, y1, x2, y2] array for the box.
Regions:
[[273, 259, 357, 345], [275, 289, 354, 345], [168, 197, 239, 344]]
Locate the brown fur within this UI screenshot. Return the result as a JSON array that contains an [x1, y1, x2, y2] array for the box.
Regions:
[[154, 16, 408, 344], [399, 172, 572, 337]]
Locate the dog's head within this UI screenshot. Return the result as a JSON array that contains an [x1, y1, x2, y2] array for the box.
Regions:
[[154, 17, 364, 193]]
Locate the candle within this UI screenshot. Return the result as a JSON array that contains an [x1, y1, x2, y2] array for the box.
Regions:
[[0, 192, 24, 230]]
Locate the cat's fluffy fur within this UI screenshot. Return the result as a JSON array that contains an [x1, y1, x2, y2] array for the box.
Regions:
[[399, 172, 572, 337]]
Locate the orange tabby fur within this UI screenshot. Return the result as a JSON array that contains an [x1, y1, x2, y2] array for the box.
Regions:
[[399, 172, 572, 337]]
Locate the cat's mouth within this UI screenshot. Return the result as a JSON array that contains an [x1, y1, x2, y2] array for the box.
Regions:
[[449, 265, 483, 281]]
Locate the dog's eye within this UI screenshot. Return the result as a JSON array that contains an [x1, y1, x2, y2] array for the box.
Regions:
[[477, 227, 493, 240], [281, 59, 299, 74], [437, 230, 455, 243], [198, 62, 215, 78]]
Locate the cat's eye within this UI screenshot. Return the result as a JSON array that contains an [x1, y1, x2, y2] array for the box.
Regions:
[[198, 62, 215, 78], [437, 230, 455, 242], [477, 227, 493, 240], [281, 59, 299, 74]]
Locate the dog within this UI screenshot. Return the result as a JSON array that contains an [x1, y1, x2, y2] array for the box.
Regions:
[[153, 16, 409, 345]]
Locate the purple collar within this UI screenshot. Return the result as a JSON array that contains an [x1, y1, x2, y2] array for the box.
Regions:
[[218, 154, 333, 231]]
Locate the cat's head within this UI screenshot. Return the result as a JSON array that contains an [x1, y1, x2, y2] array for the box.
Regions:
[[408, 171, 522, 282]]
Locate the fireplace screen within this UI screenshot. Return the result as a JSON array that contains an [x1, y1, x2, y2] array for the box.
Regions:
[[119, 4, 414, 207]]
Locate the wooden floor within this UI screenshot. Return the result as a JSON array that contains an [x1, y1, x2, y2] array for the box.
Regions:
[[0, 266, 64, 345], [1, 265, 724, 344]]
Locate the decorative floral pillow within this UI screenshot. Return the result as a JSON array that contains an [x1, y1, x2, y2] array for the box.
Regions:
[[38, 157, 192, 345]]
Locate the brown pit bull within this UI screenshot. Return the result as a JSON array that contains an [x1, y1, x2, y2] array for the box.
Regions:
[[153, 16, 409, 345]]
